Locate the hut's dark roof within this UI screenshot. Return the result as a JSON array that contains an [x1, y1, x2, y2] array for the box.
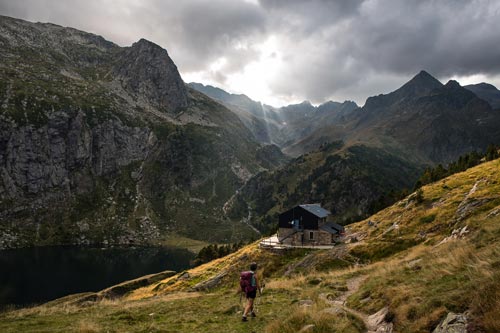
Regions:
[[330, 222, 345, 232], [319, 223, 345, 234], [320, 224, 339, 234], [299, 204, 331, 218]]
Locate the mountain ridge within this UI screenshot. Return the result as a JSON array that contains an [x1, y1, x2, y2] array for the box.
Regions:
[[284, 71, 500, 162], [189, 82, 359, 147], [0, 15, 286, 249], [465, 82, 500, 109]]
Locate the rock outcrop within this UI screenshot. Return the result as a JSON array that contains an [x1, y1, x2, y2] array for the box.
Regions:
[[113, 39, 188, 114], [191, 271, 227, 291], [432, 312, 468, 333]]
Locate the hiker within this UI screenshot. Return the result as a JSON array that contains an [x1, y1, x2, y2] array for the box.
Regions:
[[240, 262, 261, 322]]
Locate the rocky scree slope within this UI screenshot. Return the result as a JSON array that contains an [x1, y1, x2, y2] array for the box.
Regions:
[[0, 16, 284, 249]]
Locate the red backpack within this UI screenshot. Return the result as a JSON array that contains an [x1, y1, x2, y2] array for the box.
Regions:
[[240, 271, 256, 293]]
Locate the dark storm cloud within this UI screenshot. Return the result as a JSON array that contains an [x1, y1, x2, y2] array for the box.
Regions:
[[259, 0, 364, 35], [1, 0, 500, 104], [260, 0, 500, 103], [346, 0, 500, 76], [148, 0, 267, 73]]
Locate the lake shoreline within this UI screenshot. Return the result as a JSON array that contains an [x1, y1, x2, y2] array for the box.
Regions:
[[0, 245, 195, 308]]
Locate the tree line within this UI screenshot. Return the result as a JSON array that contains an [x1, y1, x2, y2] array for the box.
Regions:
[[369, 144, 499, 215], [414, 144, 499, 189], [192, 242, 245, 266]]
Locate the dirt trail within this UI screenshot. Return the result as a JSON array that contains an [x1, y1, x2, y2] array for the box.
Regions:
[[320, 276, 392, 333]]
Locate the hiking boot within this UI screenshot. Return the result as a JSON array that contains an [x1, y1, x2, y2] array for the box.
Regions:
[[250, 311, 256, 318], [242, 316, 248, 322]]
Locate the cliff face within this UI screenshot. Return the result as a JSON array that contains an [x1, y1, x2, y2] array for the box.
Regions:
[[112, 39, 189, 114], [0, 16, 285, 249], [0, 111, 151, 198]]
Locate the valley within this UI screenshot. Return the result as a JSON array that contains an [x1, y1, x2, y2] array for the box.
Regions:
[[3, 16, 500, 250], [1, 11, 500, 332]]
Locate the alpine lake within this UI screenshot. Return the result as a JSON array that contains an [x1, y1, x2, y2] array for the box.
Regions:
[[0, 245, 195, 309]]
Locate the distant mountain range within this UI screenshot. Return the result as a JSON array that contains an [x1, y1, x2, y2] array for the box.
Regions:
[[191, 73, 500, 164], [2, 15, 500, 248], [188, 82, 358, 148], [315, 70, 500, 164]]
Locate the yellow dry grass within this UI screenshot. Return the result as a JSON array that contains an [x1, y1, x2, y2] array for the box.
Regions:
[[128, 243, 263, 300], [3, 159, 500, 333], [76, 320, 102, 333]]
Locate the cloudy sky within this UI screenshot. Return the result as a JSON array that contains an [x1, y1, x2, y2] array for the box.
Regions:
[[1, 0, 500, 106]]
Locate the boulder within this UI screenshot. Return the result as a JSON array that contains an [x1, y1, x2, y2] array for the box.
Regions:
[[432, 312, 467, 333], [191, 271, 227, 291], [298, 299, 314, 307], [298, 324, 315, 332], [407, 259, 423, 270], [368, 307, 394, 333]]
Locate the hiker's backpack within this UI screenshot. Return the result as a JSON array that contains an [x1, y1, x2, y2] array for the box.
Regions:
[[240, 271, 256, 293]]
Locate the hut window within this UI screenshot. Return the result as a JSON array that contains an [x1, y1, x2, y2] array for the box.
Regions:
[[309, 231, 314, 240]]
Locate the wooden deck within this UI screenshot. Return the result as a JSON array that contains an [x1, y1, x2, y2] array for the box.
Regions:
[[259, 234, 340, 250]]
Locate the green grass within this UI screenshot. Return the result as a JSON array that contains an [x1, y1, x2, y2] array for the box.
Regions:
[[2, 152, 500, 332], [419, 213, 436, 224], [0, 288, 307, 333], [349, 238, 419, 263]]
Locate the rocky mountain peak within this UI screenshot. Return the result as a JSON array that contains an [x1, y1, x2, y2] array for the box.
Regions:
[[112, 38, 188, 114], [444, 79, 461, 90], [471, 82, 499, 91], [395, 70, 443, 98], [363, 71, 443, 109], [465, 82, 500, 109], [341, 100, 358, 108], [132, 38, 166, 53], [440, 80, 480, 102], [317, 100, 358, 114], [432, 79, 488, 110], [414, 69, 437, 80], [318, 100, 341, 108], [1, 16, 287, 249]]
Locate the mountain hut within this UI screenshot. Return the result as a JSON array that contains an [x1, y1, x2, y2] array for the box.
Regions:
[[277, 204, 344, 246]]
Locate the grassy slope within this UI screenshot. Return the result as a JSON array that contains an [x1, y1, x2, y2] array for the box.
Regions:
[[1, 159, 499, 332]]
